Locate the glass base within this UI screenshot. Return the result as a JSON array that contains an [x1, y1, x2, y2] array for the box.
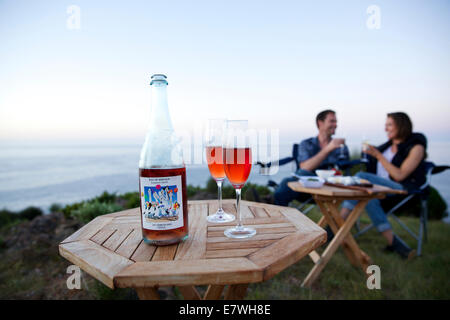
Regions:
[[207, 209, 235, 223], [224, 226, 256, 239]]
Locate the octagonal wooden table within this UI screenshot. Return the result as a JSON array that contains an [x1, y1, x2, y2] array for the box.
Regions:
[[59, 199, 326, 300]]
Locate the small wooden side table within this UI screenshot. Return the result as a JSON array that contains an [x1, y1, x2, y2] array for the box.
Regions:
[[287, 182, 406, 287]]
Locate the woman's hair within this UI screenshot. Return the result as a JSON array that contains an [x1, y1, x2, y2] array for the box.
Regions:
[[387, 112, 413, 141]]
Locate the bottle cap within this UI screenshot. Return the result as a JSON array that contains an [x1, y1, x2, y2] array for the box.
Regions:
[[150, 74, 168, 85]]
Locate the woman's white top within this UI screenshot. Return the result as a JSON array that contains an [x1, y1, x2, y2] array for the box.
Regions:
[[377, 147, 396, 180]]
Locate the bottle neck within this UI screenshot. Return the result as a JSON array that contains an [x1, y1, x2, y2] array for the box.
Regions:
[[149, 83, 173, 132]]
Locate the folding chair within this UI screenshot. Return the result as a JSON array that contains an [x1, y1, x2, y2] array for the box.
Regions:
[[354, 162, 450, 256]]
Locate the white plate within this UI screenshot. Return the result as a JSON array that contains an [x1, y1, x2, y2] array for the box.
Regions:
[[292, 174, 325, 188]]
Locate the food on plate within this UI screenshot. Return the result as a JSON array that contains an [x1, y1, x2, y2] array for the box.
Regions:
[[327, 176, 371, 186]]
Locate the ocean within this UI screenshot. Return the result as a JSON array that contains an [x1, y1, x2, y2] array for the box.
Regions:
[[0, 141, 449, 213]]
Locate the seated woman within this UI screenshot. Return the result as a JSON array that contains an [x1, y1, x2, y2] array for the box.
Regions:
[[339, 112, 427, 259]]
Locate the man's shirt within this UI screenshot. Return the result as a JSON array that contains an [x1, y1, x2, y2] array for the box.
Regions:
[[297, 136, 350, 170]]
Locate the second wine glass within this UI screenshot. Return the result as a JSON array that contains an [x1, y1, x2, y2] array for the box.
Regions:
[[223, 120, 256, 239]]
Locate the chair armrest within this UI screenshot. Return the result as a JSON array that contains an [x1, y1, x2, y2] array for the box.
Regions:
[[432, 165, 450, 174], [257, 156, 295, 168]]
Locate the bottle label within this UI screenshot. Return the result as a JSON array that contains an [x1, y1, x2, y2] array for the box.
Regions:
[[139, 175, 184, 231]]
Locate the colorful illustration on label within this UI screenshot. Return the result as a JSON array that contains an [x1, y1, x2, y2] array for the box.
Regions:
[[140, 175, 184, 231], [142, 184, 180, 222]]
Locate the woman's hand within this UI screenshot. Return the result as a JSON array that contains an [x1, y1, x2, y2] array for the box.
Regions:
[[363, 145, 381, 160]]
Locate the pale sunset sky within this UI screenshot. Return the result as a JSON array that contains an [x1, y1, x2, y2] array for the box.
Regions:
[[1, 0, 449, 146]]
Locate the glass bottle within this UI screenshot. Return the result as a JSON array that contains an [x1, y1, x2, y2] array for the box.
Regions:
[[139, 74, 188, 246]]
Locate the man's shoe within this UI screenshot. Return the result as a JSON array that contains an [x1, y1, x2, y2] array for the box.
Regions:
[[385, 235, 415, 260]]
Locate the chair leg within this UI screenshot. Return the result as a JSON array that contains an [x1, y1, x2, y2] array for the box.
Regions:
[[422, 199, 428, 243], [417, 199, 428, 256], [302, 205, 315, 214], [389, 213, 419, 241], [417, 220, 423, 256], [354, 223, 374, 238]]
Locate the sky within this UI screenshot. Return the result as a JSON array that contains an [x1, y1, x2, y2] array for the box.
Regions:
[[1, 0, 450, 147]]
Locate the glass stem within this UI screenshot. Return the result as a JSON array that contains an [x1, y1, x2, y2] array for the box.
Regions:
[[217, 180, 223, 213], [236, 188, 242, 228]]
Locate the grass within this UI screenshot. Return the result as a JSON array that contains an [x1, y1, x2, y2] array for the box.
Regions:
[[245, 206, 450, 300]]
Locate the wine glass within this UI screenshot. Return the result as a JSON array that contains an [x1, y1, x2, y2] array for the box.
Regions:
[[361, 138, 370, 163], [334, 131, 347, 160], [223, 120, 256, 239], [205, 119, 235, 223]]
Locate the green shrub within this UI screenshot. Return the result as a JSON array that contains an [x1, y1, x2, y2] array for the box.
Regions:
[[187, 185, 202, 197], [70, 200, 123, 224], [205, 178, 235, 199], [0, 207, 43, 229], [0, 209, 14, 228], [63, 191, 121, 220], [427, 186, 447, 219], [96, 191, 117, 203], [49, 203, 62, 213], [121, 192, 140, 209], [382, 186, 447, 220], [18, 207, 42, 220], [221, 185, 236, 199], [62, 202, 84, 219], [206, 178, 218, 193]]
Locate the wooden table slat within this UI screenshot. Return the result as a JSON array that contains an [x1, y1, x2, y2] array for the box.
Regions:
[[103, 228, 134, 252], [205, 248, 259, 258], [207, 232, 293, 243], [91, 227, 117, 246], [208, 222, 295, 232], [207, 216, 288, 227], [60, 216, 114, 244], [249, 206, 270, 218], [114, 258, 263, 287], [174, 203, 208, 261], [152, 244, 178, 261], [130, 239, 156, 262], [240, 204, 256, 218], [208, 226, 297, 238], [115, 229, 143, 259], [206, 239, 277, 250], [263, 207, 283, 217]]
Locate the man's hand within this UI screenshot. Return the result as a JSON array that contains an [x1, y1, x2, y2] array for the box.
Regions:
[[300, 138, 345, 171], [326, 138, 345, 152]]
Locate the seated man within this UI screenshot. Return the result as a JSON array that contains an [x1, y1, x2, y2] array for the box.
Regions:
[[274, 109, 349, 206]]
